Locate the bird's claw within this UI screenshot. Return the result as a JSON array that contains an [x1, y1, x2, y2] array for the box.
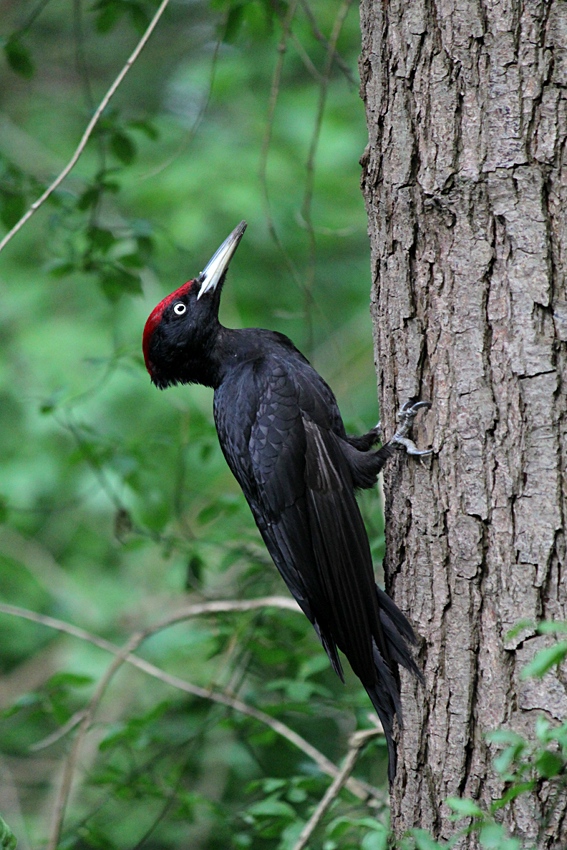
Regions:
[[391, 400, 432, 458]]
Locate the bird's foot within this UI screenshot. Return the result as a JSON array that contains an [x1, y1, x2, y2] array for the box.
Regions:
[[390, 399, 432, 457]]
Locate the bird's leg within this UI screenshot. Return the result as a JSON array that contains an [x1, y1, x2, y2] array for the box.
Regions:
[[346, 400, 432, 456], [346, 422, 383, 451], [388, 399, 432, 457], [344, 400, 431, 489]]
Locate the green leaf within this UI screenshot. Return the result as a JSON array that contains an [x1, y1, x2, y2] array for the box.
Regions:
[[411, 828, 445, 850], [0, 495, 7, 524], [47, 260, 76, 278], [39, 386, 65, 413], [259, 778, 286, 794], [127, 1, 150, 34], [534, 715, 551, 742], [4, 39, 34, 78], [492, 746, 524, 775], [110, 131, 137, 165], [223, 4, 245, 43], [136, 233, 154, 260], [118, 251, 144, 269], [361, 827, 388, 850], [246, 798, 295, 819], [88, 226, 116, 253], [505, 619, 534, 640], [486, 729, 526, 747], [197, 497, 238, 525], [536, 749, 564, 778], [446, 797, 484, 818], [537, 620, 567, 635], [520, 641, 567, 679], [100, 267, 142, 301], [77, 185, 102, 211], [479, 822, 521, 849], [326, 816, 355, 839], [491, 781, 536, 811], [47, 672, 93, 689], [129, 119, 159, 140], [0, 190, 26, 229], [0, 815, 17, 850], [93, 0, 126, 33]]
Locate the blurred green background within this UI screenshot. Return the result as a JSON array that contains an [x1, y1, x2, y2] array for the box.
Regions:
[[0, 1, 389, 847]]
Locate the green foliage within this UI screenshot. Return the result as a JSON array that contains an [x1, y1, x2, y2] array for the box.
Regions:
[[398, 624, 567, 850], [520, 640, 567, 679], [0, 816, 17, 850], [325, 815, 389, 850], [3, 38, 34, 78], [0, 0, 388, 847]]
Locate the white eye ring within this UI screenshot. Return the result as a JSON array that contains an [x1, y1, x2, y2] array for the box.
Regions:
[[173, 302, 186, 315]]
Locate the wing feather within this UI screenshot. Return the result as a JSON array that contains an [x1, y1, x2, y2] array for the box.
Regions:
[[214, 350, 419, 779]]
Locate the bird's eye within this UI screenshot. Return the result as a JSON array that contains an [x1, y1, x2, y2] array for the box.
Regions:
[[173, 302, 187, 315]]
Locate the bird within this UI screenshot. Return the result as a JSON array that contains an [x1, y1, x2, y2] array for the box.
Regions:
[[143, 221, 430, 780]]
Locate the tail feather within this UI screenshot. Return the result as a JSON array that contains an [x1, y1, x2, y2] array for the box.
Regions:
[[365, 586, 422, 782], [378, 608, 423, 681], [365, 645, 402, 782], [376, 585, 419, 646]]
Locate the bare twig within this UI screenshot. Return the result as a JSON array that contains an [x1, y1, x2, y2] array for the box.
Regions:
[[0, 0, 173, 255], [10, 0, 52, 38], [0, 599, 381, 825], [29, 710, 85, 752], [139, 24, 224, 181], [47, 630, 142, 850], [259, 0, 303, 290], [298, 0, 356, 87], [292, 728, 385, 850], [300, 0, 354, 353]]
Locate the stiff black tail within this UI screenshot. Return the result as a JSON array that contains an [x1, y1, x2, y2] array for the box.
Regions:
[[365, 587, 422, 782]]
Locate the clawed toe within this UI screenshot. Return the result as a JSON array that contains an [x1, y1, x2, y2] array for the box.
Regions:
[[391, 434, 433, 456], [391, 399, 432, 458]]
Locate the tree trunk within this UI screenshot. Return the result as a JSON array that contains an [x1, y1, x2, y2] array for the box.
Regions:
[[359, 0, 567, 846]]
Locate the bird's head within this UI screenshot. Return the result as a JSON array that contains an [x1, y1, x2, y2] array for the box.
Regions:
[[143, 221, 247, 389]]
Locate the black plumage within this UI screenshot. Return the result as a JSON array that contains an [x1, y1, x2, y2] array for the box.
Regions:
[[143, 222, 421, 779]]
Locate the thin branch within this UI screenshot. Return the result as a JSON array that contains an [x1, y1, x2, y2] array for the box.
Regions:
[[0, 0, 173, 255], [289, 31, 324, 83], [0, 602, 120, 653], [298, 0, 356, 87], [300, 0, 354, 352], [135, 596, 301, 636], [292, 728, 385, 850], [0, 600, 381, 812], [47, 630, 143, 850], [10, 0, 53, 38], [259, 0, 304, 291], [0, 597, 300, 661], [29, 710, 85, 752], [140, 20, 225, 182]]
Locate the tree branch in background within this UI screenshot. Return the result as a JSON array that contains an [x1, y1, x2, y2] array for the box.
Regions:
[[259, 0, 303, 292], [0, 598, 383, 845], [299, 0, 354, 353], [292, 728, 383, 850], [0, 0, 173, 255]]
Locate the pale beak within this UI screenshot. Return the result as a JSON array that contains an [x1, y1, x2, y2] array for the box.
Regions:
[[197, 220, 247, 299]]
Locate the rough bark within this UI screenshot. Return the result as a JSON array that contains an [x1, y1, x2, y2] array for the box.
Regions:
[[359, 0, 567, 846]]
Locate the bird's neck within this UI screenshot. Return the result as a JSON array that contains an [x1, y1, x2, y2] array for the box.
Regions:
[[207, 326, 279, 389], [186, 326, 291, 389], [182, 325, 243, 389]]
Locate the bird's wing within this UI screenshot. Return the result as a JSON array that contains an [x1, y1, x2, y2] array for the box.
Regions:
[[214, 354, 418, 777], [244, 357, 386, 687]]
